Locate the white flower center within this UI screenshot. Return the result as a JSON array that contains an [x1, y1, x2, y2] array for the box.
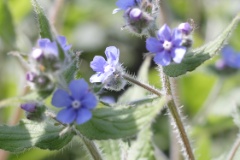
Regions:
[[72, 100, 81, 109], [163, 41, 172, 50], [104, 64, 115, 73]]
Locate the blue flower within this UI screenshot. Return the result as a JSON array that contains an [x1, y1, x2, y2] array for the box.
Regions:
[[32, 36, 71, 59], [90, 46, 120, 83], [220, 46, 240, 69], [146, 24, 186, 66], [51, 79, 97, 124], [116, 0, 141, 10]]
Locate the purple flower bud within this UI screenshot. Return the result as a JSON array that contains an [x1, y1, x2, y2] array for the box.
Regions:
[[215, 59, 226, 70], [129, 8, 142, 20], [178, 22, 193, 35], [26, 72, 36, 82], [21, 103, 36, 112], [31, 48, 43, 61]]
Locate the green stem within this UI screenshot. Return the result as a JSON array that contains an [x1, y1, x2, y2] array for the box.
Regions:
[[122, 73, 163, 97], [160, 68, 195, 160], [227, 135, 240, 160], [46, 111, 103, 160], [72, 126, 103, 160], [122, 72, 194, 159]]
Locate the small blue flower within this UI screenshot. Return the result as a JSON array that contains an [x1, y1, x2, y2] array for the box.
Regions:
[[116, 0, 141, 10], [219, 46, 240, 69], [146, 24, 186, 66], [51, 79, 97, 124], [32, 36, 71, 59], [38, 38, 58, 56], [90, 46, 120, 83]]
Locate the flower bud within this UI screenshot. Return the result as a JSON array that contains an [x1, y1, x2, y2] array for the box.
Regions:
[[129, 8, 142, 21], [178, 22, 193, 35], [21, 103, 37, 112], [26, 72, 36, 82]]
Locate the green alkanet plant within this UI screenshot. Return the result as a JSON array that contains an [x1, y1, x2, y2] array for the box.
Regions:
[[1, 0, 240, 160]]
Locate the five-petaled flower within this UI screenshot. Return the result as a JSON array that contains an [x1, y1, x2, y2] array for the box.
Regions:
[[146, 24, 187, 66], [216, 46, 240, 69], [51, 79, 97, 124]]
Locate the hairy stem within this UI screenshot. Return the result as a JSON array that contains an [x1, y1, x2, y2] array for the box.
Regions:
[[160, 68, 195, 160], [122, 72, 194, 159], [46, 111, 103, 160], [227, 135, 240, 160], [72, 126, 103, 160], [122, 73, 164, 97]]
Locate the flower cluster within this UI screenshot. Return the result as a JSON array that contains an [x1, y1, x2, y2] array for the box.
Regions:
[[146, 24, 188, 66], [26, 36, 71, 94], [90, 46, 126, 91], [114, 0, 156, 34], [51, 79, 97, 124]]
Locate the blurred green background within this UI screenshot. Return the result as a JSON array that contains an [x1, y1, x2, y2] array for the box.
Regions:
[[0, 0, 240, 160]]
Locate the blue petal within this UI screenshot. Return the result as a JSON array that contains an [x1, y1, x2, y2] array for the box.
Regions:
[[105, 46, 120, 65], [116, 0, 136, 10], [146, 37, 163, 53], [90, 73, 105, 83], [57, 107, 77, 124], [157, 24, 172, 41], [153, 51, 171, 66], [171, 47, 186, 63], [38, 38, 51, 48], [172, 29, 182, 40], [69, 79, 89, 100], [52, 89, 72, 108], [76, 108, 92, 124], [57, 35, 72, 51], [90, 56, 106, 72], [82, 92, 98, 109], [44, 41, 58, 56]]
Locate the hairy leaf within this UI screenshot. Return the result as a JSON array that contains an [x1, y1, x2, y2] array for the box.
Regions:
[[97, 140, 122, 160], [77, 98, 166, 140], [163, 13, 240, 77], [128, 126, 155, 160], [0, 119, 73, 152], [31, 0, 53, 40], [0, 0, 16, 49]]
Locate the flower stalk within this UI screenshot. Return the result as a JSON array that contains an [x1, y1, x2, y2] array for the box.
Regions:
[[160, 67, 195, 160], [46, 111, 103, 160], [122, 70, 195, 160]]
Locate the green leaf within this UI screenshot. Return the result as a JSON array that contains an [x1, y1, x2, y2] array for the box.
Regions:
[[118, 56, 151, 103], [128, 127, 155, 160], [0, 0, 16, 49], [163, 13, 240, 77], [0, 119, 73, 152], [97, 140, 122, 160], [77, 97, 166, 140], [31, 0, 53, 40]]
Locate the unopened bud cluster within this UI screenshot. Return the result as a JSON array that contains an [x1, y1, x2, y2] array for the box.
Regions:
[[26, 36, 71, 97], [114, 0, 157, 35]]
